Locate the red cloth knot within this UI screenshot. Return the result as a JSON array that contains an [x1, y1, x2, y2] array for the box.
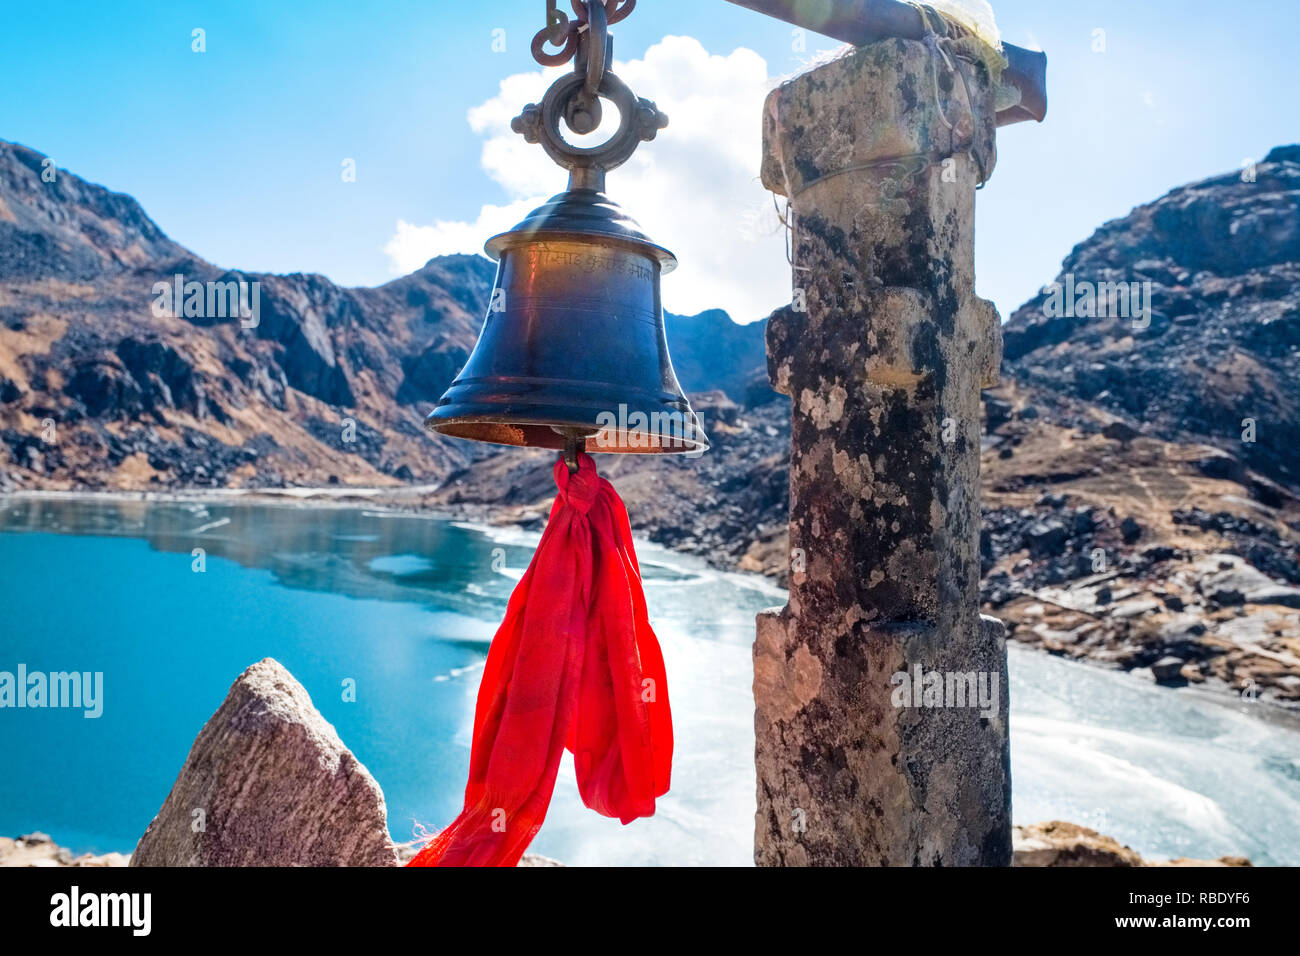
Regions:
[[553, 451, 599, 514]]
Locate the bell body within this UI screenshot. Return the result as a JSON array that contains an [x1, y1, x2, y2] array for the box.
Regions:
[[426, 189, 708, 455]]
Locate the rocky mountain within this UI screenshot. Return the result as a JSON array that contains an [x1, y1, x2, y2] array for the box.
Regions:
[[660, 307, 772, 405], [979, 146, 1300, 709], [0, 139, 762, 493], [1002, 144, 1300, 488]]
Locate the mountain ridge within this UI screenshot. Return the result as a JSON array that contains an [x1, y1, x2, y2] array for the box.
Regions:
[[1001, 143, 1300, 487], [0, 138, 765, 492]]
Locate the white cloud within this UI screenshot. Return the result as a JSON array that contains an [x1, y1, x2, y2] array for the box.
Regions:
[[384, 36, 788, 324]]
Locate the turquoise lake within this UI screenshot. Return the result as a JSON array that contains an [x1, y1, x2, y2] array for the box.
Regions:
[[1, 496, 1297, 865]]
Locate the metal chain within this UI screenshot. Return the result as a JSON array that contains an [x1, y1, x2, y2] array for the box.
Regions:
[[531, 0, 635, 69], [511, 0, 667, 181]]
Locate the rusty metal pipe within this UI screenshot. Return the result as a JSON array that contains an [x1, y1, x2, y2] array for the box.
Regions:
[[722, 0, 1047, 125]]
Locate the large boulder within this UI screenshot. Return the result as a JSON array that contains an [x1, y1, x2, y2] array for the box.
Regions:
[[131, 659, 397, 867]]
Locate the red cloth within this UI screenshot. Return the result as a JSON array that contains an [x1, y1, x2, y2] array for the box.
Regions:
[[407, 452, 672, 867]]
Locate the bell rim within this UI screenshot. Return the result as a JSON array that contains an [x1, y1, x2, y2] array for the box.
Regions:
[[424, 408, 710, 455]]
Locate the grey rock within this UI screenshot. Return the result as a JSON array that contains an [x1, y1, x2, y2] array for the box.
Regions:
[[1195, 553, 1300, 608], [1102, 420, 1140, 443], [1152, 656, 1188, 684], [1120, 516, 1142, 544], [1210, 587, 1246, 607], [1027, 518, 1070, 557], [131, 658, 398, 867], [1247, 584, 1300, 609]]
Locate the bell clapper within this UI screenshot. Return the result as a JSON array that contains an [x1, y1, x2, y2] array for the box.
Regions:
[[553, 427, 593, 474], [564, 435, 581, 474]]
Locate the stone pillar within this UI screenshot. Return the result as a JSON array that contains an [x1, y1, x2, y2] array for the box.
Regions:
[[754, 38, 1010, 866]]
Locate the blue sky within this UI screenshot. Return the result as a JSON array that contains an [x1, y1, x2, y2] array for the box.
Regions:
[[2, 0, 1296, 322]]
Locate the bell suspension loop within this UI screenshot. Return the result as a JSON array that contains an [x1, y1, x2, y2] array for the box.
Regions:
[[425, 0, 704, 457]]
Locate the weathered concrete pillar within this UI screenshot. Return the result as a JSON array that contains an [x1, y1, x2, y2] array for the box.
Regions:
[[754, 38, 1010, 866]]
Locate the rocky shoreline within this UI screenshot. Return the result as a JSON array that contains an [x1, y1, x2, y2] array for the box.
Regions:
[[0, 833, 128, 868], [977, 384, 1300, 717], [1, 825, 1250, 869], [0, 833, 564, 868]]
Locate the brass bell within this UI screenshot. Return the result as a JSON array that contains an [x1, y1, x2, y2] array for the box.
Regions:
[[426, 0, 708, 458], [426, 190, 707, 455]]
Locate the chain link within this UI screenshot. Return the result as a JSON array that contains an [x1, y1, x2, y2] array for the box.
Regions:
[[531, 0, 635, 70]]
